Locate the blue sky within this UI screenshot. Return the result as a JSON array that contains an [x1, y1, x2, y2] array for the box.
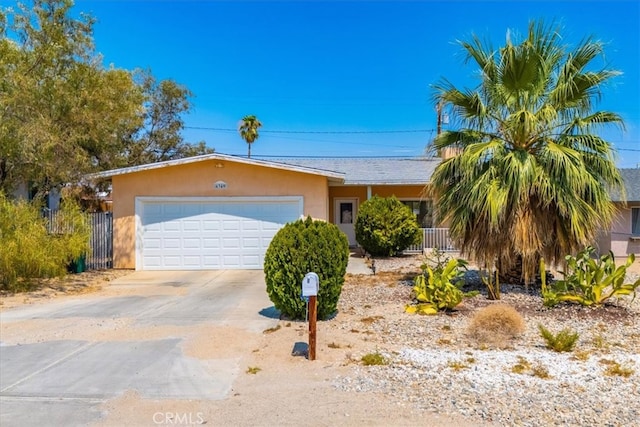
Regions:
[[67, 1, 640, 166]]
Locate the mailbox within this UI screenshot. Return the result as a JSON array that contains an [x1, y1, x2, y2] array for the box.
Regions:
[[301, 272, 319, 297]]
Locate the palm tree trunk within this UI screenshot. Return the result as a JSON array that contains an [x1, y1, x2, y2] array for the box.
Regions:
[[247, 142, 251, 158]]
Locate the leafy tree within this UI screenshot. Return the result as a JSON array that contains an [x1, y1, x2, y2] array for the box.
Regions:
[[238, 115, 262, 158], [429, 21, 624, 284], [0, 0, 212, 199], [124, 72, 213, 166]]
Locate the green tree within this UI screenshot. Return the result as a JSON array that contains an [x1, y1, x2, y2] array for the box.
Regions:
[[0, 0, 143, 198], [0, 0, 212, 199], [124, 72, 213, 166], [429, 21, 624, 284], [238, 115, 262, 158]]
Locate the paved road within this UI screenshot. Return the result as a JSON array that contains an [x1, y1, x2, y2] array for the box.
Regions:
[[0, 270, 278, 426]]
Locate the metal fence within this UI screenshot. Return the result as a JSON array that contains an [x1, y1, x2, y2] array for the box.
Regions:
[[405, 228, 458, 253], [43, 210, 113, 270]]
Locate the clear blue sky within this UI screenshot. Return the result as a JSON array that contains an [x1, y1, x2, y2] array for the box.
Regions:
[[68, 1, 640, 166]]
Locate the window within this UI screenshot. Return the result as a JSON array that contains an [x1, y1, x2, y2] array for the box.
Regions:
[[402, 200, 433, 228], [632, 208, 640, 235]]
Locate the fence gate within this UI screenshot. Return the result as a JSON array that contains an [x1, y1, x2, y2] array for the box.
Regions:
[[86, 212, 113, 270]]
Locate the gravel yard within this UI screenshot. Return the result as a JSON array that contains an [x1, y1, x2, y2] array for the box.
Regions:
[[333, 254, 640, 427]]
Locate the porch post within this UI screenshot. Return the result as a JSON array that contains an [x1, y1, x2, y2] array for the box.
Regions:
[[367, 186, 372, 200]]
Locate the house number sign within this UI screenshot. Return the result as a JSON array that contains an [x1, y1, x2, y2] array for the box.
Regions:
[[214, 181, 227, 189]]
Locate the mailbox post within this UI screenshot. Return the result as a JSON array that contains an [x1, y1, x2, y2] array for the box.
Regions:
[[302, 272, 319, 360]]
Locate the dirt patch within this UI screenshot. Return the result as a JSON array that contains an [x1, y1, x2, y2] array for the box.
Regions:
[[0, 270, 133, 311]]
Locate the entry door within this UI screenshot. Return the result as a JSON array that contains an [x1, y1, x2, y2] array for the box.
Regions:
[[335, 198, 358, 246]]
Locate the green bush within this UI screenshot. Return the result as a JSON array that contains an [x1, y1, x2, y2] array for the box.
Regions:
[[0, 194, 91, 291], [538, 324, 579, 352], [355, 195, 422, 256], [264, 216, 349, 320], [540, 247, 640, 307]]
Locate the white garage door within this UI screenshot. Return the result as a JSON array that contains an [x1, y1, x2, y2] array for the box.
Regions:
[[137, 197, 302, 270]]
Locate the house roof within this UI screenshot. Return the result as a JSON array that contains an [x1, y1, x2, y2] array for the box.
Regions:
[[88, 153, 345, 182], [264, 157, 439, 185], [613, 168, 640, 202]]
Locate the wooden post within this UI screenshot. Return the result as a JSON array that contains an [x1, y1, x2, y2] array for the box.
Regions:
[[308, 295, 317, 360]]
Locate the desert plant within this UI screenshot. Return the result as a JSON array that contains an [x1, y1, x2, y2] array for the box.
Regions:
[[482, 268, 501, 300], [405, 258, 477, 315], [600, 359, 635, 378], [361, 351, 389, 366], [264, 216, 349, 320], [354, 195, 422, 257], [467, 304, 525, 347], [531, 363, 552, 379], [511, 356, 532, 374], [543, 247, 640, 307], [0, 195, 91, 291], [538, 324, 579, 352], [421, 247, 452, 272]]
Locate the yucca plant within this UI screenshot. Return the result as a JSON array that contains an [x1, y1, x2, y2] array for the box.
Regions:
[[428, 20, 624, 285]]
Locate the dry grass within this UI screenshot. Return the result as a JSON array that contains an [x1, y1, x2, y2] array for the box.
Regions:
[[467, 303, 525, 348]]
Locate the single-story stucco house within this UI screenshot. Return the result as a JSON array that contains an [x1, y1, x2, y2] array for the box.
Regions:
[[91, 154, 640, 271], [90, 153, 440, 270]]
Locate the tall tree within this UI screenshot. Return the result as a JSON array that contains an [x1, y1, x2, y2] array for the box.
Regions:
[[0, 0, 142, 197], [124, 72, 213, 166], [429, 21, 624, 283], [0, 0, 212, 199], [238, 115, 262, 158]]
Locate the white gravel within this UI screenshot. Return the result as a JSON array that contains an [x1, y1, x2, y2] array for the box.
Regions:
[[335, 256, 640, 427]]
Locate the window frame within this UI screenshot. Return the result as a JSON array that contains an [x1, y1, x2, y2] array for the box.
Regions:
[[400, 199, 434, 228], [632, 206, 640, 236]]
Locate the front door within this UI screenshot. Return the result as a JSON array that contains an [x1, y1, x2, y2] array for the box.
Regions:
[[335, 198, 358, 246]]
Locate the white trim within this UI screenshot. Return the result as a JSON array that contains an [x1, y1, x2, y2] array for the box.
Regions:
[[135, 195, 304, 271], [89, 153, 344, 181]]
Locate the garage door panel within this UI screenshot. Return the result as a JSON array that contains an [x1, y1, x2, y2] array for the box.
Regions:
[[139, 198, 301, 270]]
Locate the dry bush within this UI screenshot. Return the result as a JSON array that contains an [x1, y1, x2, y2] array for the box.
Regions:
[[467, 303, 525, 348]]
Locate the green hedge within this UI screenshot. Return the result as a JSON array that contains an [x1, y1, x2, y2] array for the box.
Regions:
[[264, 216, 349, 320], [355, 195, 422, 256]]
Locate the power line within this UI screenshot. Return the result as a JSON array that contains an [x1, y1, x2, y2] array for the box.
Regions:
[[185, 126, 436, 134]]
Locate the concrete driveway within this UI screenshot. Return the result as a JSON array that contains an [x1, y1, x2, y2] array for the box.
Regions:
[[0, 270, 278, 426]]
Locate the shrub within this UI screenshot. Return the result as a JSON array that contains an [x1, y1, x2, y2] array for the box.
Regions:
[[467, 303, 525, 347], [0, 195, 90, 291], [264, 216, 349, 320], [405, 258, 477, 315], [538, 324, 579, 352], [355, 195, 422, 256], [361, 351, 388, 366], [540, 247, 640, 307]]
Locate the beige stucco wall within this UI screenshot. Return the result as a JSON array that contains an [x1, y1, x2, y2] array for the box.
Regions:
[[111, 160, 330, 269], [608, 204, 640, 257]]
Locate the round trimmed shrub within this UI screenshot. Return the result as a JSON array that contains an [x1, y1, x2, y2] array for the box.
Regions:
[[264, 216, 349, 320], [355, 195, 422, 256]]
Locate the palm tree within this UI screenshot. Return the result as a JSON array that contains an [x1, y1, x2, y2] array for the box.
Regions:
[[429, 20, 624, 284], [238, 115, 262, 158]]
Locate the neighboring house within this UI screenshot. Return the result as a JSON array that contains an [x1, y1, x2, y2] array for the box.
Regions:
[[597, 168, 640, 257], [90, 153, 440, 271]]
